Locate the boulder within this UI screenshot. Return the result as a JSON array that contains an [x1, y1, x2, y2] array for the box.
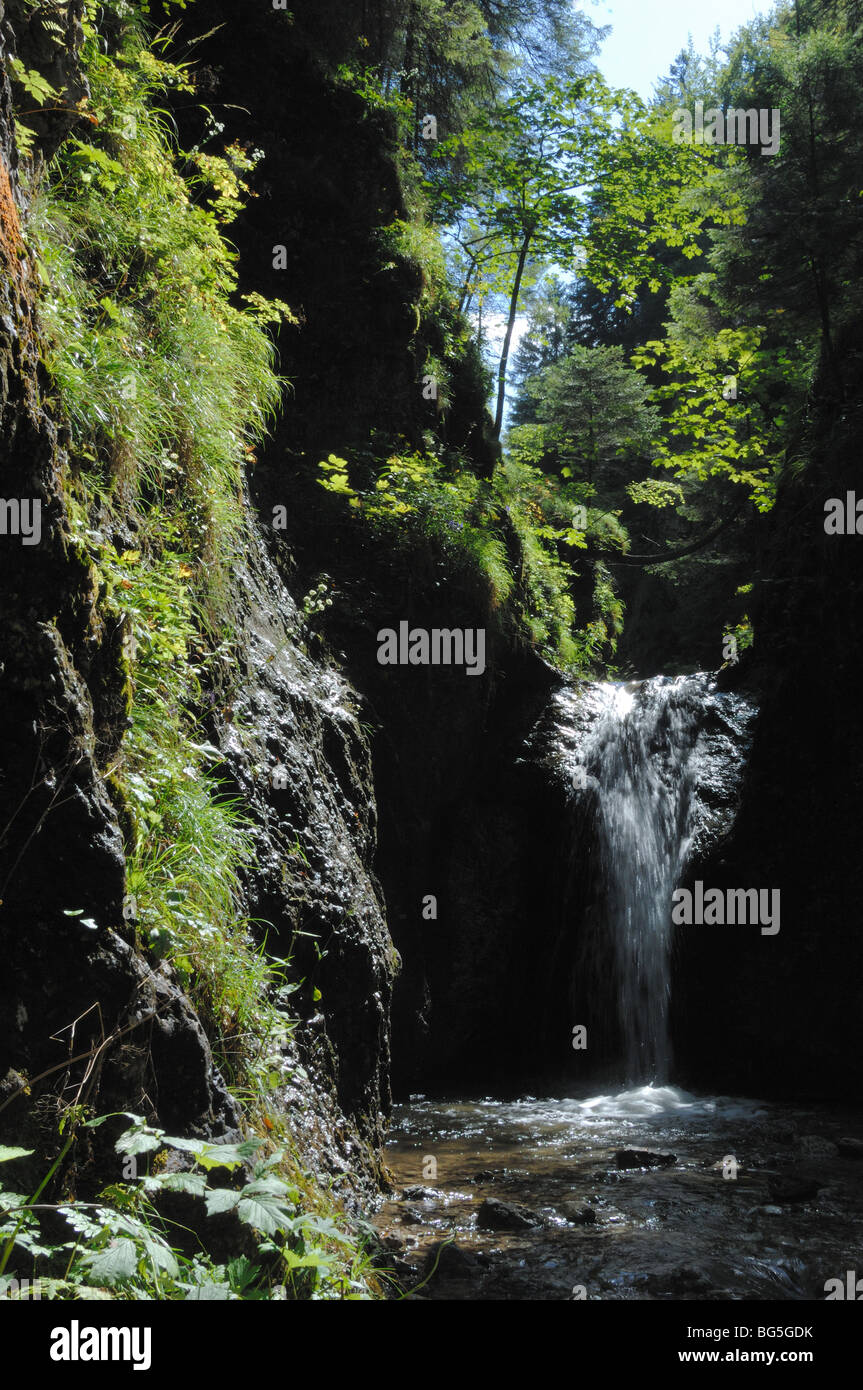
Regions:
[[476, 1196, 543, 1231]]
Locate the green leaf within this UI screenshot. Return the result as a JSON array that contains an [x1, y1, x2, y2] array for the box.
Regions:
[[227, 1256, 260, 1292], [166, 1137, 261, 1171], [282, 1248, 334, 1271], [185, 1281, 234, 1300], [82, 1238, 138, 1284], [296, 1214, 355, 1247], [141, 1238, 179, 1277], [204, 1187, 241, 1217], [115, 1126, 163, 1157], [141, 1171, 208, 1197], [236, 1187, 295, 1236], [8, 59, 59, 106], [58, 1205, 102, 1239], [0, 1147, 33, 1164]]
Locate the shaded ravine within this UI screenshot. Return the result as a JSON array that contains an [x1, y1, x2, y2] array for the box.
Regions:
[[367, 675, 863, 1300]]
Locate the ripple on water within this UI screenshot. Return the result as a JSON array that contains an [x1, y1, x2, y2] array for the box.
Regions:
[[374, 1087, 861, 1300]]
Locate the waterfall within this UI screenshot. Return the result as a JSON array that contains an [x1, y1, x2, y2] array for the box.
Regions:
[[547, 673, 758, 1087], [587, 677, 704, 1083]]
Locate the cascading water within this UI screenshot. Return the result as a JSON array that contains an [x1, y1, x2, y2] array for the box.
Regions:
[[584, 677, 705, 1083], [548, 673, 758, 1087]]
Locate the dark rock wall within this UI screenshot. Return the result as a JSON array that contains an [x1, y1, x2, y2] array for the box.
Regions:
[[144, 1, 567, 1095], [0, 0, 393, 1192], [209, 507, 396, 1177], [673, 331, 863, 1101], [0, 0, 239, 1154]]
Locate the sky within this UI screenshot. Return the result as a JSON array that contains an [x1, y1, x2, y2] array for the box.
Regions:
[[591, 0, 777, 99]]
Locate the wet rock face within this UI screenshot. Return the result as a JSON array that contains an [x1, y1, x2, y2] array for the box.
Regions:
[[3, 0, 88, 161], [0, 1, 394, 1197], [0, 9, 237, 1150], [364, 638, 558, 1093], [208, 514, 396, 1182]]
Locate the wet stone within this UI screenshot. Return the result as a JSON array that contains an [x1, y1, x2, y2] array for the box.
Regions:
[[421, 1240, 486, 1280], [767, 1173, 823, 1203], [476, 1196, 543, 1231], [796, 1135, 839, 1158], [559, 1202, 598, 1224], [398, 1205, 426, 1225], [614, 1148, 677, 1170]]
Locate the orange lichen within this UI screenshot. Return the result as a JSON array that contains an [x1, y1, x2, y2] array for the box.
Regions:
[[0, 153, 26, 284]]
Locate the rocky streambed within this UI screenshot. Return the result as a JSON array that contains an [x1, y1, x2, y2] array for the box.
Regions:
[[371, 1086, 863, 1300]]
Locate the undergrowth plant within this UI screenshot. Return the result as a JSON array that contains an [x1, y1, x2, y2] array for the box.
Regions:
[[0, 1117, 381, 1300]]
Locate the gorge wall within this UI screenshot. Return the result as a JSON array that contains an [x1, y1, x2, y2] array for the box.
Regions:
[[0, 0, 394, 1197], [169, 0, 863, 1108], [672, 330, 863, 1101]]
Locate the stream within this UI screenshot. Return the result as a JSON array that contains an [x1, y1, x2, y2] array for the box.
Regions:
[[374, 1086, 863, 1300]]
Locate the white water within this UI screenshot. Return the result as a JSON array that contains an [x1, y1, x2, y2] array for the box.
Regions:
[[541, 671, 756, 1089], [585, 676, 708, 1083], [394, 1084, 767, 1148]]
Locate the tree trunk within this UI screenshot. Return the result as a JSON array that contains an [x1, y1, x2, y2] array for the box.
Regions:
[[493, 230, 531, 438]]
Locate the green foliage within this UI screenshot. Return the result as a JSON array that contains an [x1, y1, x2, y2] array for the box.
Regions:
[[32, 7, 284, 555], [495, 457, 627, 666], [21, 3, 293, 1086], [320, 449, 515, 608], [632, 327, 780, 513], [318, 439, 624, 670], [0, 1115, 379, 1300], [626, 478, 686, 509], [724, 615, 754, 666]]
